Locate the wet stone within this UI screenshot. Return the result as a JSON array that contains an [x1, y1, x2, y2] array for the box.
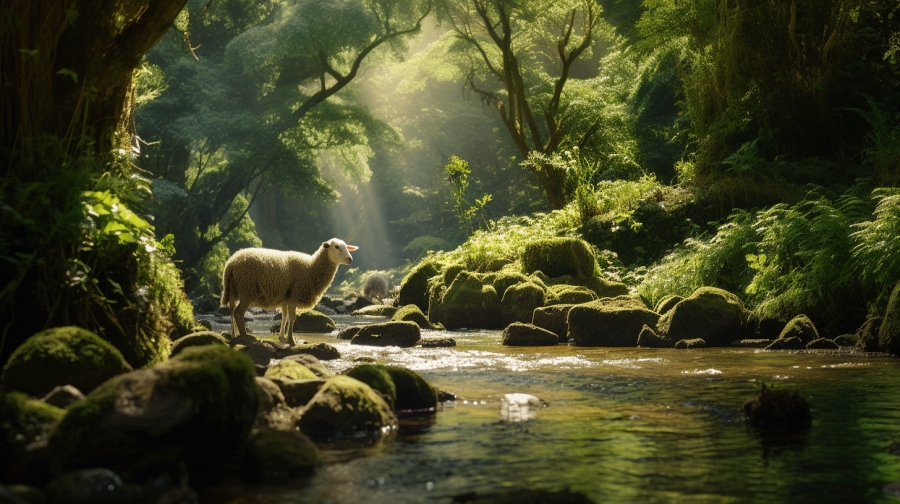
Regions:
[[420, 338, 457, 348]]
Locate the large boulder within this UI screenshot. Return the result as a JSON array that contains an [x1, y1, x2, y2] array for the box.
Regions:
[[572, 276, 630, 299], [500, 282, 546, 325], [743, 384, 812, 431], [352, 305, 398, 317], [382, 366, 437, 413], [298, 376, 397, 436], [654, 295, 683, 315], [264, 360, 318, 381], [1, 326, 133, 397], [48, 345, 259, 487], [350, 321, 421, 348], [397, 261, 441, 313], [545, 284, 597, 305], [280, 354, 333, 378], [531, 304, 576, 342], [879, 281, 900, 356], [522, 238, 597, 278], [439, 271, 503, 330], [169, 331, 228, 358], [656, 287, 750, 346], [391, 304, 437, 329], [0, 391, 65, 481], [344, 364, 397, 409], [274, 342, 341, 361], [490, 271, 531, 300], [502, 323, 559, 346], [567, 304, 660, 347], [243, 427, 321, 482], [291, 310, 336, 333], [270, 378, 326, 408]]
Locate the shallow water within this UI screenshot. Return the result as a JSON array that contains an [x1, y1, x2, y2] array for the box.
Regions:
[[211, 314, 900, 503]]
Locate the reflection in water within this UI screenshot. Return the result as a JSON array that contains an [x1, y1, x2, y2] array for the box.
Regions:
[[211, 315, 900, 504], [500, 393, 547, 423]]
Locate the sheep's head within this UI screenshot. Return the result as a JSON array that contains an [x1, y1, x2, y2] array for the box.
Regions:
[[322, 238, 358, 266]]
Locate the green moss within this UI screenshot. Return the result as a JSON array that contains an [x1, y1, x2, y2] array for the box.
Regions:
[[546, 284, 597, 305], [491, 271, 530, 299], [572, 276, 629, 298], [778, 314, 820, 344], [656, 287, 749, 346], [521, 238, 597, 278], [397, 260, 442, 313], [243, 426, 322, 480], [391, 304, 435, 329], [879, 281, 900, 355], [383, 366, 437, 412], [441, 271, 502, 330], [501, 282, 546, 325], [299, 375, 397, 435], [0, 391, 65, 459], [345, 364, 397, 409], [169, 331, 228, 358], [292, 310, 336, 333], [568, 305, 661, 346], [1, 326, 133, 397], [441, 263, 467, 287], [265, 360, 318, 381], [352, 305, 399, 317], [654, 295, 684, 315]]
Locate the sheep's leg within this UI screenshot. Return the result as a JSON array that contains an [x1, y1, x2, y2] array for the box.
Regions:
[[283, 304, 297, 345], [233, 300, 251, 337]]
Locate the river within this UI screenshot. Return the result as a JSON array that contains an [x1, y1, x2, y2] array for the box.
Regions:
[[208, 313, 900, 503]]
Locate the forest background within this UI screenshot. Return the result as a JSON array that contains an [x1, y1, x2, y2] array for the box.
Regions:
[[2, 0, 899, 367]]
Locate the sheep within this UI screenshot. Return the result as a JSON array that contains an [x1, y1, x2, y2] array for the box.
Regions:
[[362, 273, 389, 301], [221, 238, 358, 344]]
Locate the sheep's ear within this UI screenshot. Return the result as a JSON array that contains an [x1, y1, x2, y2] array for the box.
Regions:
[[347, 245, 359, 251], [322, 242, 330, 248]]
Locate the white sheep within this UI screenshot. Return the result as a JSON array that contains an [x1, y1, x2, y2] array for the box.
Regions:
[[362, 273, 389, 301], [221, 238, 358, 343]]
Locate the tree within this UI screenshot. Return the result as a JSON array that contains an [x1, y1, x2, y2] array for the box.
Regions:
[[433, 0, 598, 209], [137, 0, 431, 286]]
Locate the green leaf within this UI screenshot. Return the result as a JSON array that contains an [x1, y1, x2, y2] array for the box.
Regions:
[[57, 68, 78, 84]]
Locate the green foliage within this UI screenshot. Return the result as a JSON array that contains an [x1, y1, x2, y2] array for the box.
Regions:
[[851, 188, 900, 303], [444, 156, 492, 236]]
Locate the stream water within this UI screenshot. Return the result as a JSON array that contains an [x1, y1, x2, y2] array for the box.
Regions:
[[208, 313, 900, 503]]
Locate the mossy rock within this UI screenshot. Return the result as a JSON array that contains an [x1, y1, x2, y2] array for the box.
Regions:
[[1, 326, 133, 397], [528, 272, 549, 289], [169, 331, 228, 358], [490, 271, 530, 299], [344, 364, 397, 409], [275, 342, 341, 361], [350, 321, 421, 348], [522, 238, 597, 278], [502, 323, 559, 346], [636, 324, 669, 348], [292, 310, 336, 333], [243, 426, 322, 481], [593, 295, 648, 310], [351, 305, 399, 317], [298, 375, 397, 436], [49, 345, 258, 486], [427, 282, 447, 326], [397, 261, 441, 313], [748, 313, 787, 340], [567, 305, 661, 346], [855, 313, 882, 352], [531, 304, 577, 342], [391, 304, 437, 330], [777, 314, 820, 344], [572, 276, 629, 299], [0, 391, 65, 478], [441, 263, 467, 287], [656, 287, 749, 346], [280, 354, 333, 379], [546, 284, 597, 305], [440, 271, 503, 330], [654, 295, 684, 315], [500, 282, 546, 325], [265, 360, 318, 381], [879, 281, 900, 356], [743, 384, 812, 431], [382, 366, 437, 413]]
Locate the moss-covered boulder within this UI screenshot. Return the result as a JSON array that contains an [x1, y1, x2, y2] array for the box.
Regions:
[[1, 326, 133, 397], [490, 271, 530, 299], [269, 378, 326, 408], [243, 426, 321, 481], [391, 304, 437, 329], [546, 284, 597, 305], [855, 313, 882, 352], [351, 305, 399, 317], [440, 271, 503, 330], [420, 338, 457, 348], [531, 304, 576, 342], [274, 342, 341, 361], [879, 281, 900, 356], [593, 295, 648, 310], [169, 331, 228, 358], [776, 314, 820, 344], [336, 326, 362, 341], [654, 295, 683, 315], [441, 263, 467, 287], [522, 238, 597, 278], [656, 287, 750, 347], [502, 323, 559, 346], [383, 366, 437, 413], [291, 310, 336, 333], [0, 391, 65, 480], [397, 261, 441, 313], [567, 304, 660, 346], [743, 384, 812, 431], [500, 282, 546, 325], [265, 360, 318, 381], [350, 321, 421, 348], [636, 324, 669, 348], [49, 345, 258, 487], [279, 354, 332, 379], [572, 275, 630, 299], [236, 342, 275, 367], [345, 364, 397, 409], [298, 375, 397, 436]]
